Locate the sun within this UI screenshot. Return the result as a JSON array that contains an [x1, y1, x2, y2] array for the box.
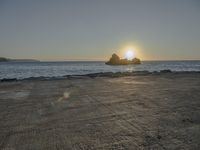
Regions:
[[125, 49, 135, 60]]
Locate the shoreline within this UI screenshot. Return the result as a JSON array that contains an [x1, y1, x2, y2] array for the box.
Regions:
[[1, 70, 200, 82]]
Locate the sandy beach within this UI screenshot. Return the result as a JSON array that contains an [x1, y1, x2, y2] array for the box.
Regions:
[[0, 72, 200, 150]]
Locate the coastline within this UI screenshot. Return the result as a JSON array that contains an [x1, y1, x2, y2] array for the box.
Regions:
[[1, 70, 200, 82]]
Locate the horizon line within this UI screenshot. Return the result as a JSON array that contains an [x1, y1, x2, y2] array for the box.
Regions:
[[1, 57, 200, 62]]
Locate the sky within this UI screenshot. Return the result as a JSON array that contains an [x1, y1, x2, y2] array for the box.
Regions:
[[0, 0, 200, 61]]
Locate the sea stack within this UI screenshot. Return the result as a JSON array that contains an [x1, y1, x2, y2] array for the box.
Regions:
[[106, 53, 141, 65]]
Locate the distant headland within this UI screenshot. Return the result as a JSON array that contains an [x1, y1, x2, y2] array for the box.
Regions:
[[0, 57, 39, 62], [106, 53, 141, 65]]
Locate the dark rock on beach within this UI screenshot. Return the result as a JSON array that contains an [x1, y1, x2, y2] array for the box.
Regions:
[[1, 78, 17, 82], [160, 69, 172, 73]]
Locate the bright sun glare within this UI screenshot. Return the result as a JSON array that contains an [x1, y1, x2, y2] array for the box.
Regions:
[[125, 49, 135, 60]]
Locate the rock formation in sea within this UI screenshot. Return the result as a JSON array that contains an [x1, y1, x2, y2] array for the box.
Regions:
[[105, 53, 141, 65]]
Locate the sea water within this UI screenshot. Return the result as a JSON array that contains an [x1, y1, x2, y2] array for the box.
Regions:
[[0, 61, 200, 79]]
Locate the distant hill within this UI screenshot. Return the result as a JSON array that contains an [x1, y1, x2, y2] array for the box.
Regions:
[[0, 57, 39, 62], [0, 57, 9, 62]]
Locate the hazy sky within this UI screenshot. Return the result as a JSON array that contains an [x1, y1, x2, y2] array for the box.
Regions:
[[0, 0, 200, 60]]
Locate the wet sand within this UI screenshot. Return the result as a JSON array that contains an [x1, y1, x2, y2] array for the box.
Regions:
[[0, 72, 200, 149]]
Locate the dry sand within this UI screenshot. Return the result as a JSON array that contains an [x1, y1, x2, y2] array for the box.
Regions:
[[0, 72, 200, 149]]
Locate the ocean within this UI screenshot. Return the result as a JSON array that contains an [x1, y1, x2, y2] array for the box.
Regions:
[[0, 61, 200, 79]]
